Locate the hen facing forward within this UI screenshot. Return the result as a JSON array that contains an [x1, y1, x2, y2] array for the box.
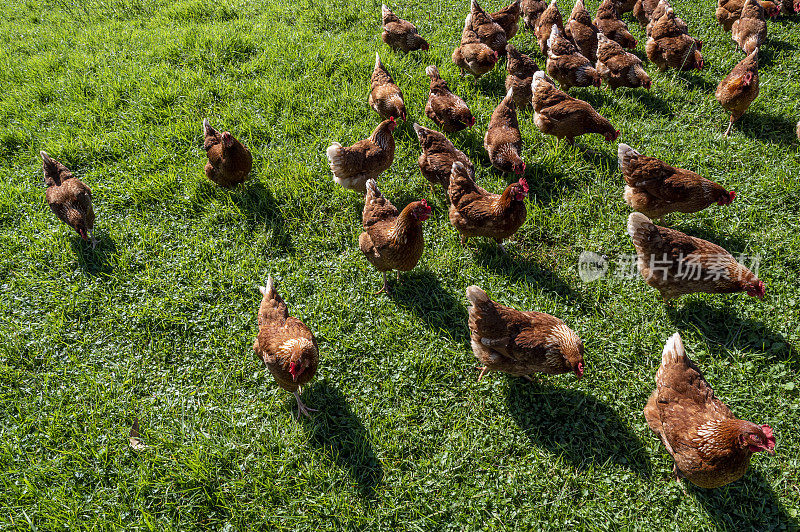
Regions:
[[327, 118, 396, 193], [381, 4, 429, 52], [448, 162, 528, 249], [716, 48, 759, 136], [359, 180, 431, 294], [453, 17, 500, 79], [203, 119, 252, 187], [425, 65, 475, 133], [645, 333, 775, 488], [41, 151, 97, 248], [467, 286, 584, 381], [619, 144, 734, 218], [627, 212, 765, 301], [253, 276, 319, 419]]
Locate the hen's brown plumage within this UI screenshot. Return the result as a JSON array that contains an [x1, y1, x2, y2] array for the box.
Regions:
[[327, 118, 397, 193], [732, 0, 766, 55], [633, 0, 663, 25], [644, 333, 775, 488], [646, 2, 688, 38], [532, 72, 619, 143], [370, 53, 406, 121], [546, 25, 601, 91], [645, 8, 704, 71], [253, 276, 319, 418], [359, 180, 431, 294], [41, 151, 97, 247], [485, 88, 526, 175], [594, 0, 638, 49], [522, 0, 548, 29], [203, 119, 252, 188], [596, 34, 652, 90], [491, 0, 522, 39], [717, 0, 777, 31], [470, 0, 509, 55], [453, 18, 500, 79], [425, 65, 475, 133], [448, 162, 528, 247], [627, 212, 765, 301], [506, 44, 540, 78], [414, 123, 474, 191], [381, 4, 429, 52], [535, 0, 565, 55], [467, 285, 584, 381], [715, 48, 759, 136], [566, 0, 600, 63], [619, 144, 734, 218]]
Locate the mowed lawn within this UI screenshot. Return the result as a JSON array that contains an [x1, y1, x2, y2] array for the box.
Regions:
[[1, 0, 799, 528]]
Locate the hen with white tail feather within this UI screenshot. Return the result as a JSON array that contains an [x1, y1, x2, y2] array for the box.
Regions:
[[327, 117, 396, 194], [644, 332, 775, 488], [253, 276, 319, 419]]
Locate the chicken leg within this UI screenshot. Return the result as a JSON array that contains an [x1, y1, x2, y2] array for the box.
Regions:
[[293, 391, 317, 419]]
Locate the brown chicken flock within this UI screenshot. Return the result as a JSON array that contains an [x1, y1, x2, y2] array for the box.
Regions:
[[37, 0, 797, 491]]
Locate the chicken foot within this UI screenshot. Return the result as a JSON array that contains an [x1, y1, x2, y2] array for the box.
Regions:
[[293, 391, 318, 419]]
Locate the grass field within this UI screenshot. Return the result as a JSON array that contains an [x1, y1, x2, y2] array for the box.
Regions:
[[1, 0, 799, 529]]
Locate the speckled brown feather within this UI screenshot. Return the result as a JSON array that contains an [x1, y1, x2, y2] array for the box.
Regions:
[[490, 0, 522, 39], [424, 66, 474, 133], [470, 0, 509, 55], [484, 89, 524, 174], [522, 0, 547, 29], [566, 0, 600, 63], [453, 22, 498, 79], [415, 124, 474, 190], [731, 0, 766, 54], [448, 162, 527, 243], [466, 286, 584, 377], [627, 213, 761, 300], [535, 0, 565, 55], [370, 54, 406, 121], [596, 35, 651, 90], [716, 49, 759, 121], [42, 154, 95, 241], [506, 44, 540, 78], [327, 119, 396, 193], [546, 26, 599, 91], [594, 0, 638, 49], [381, 5, 429, 52], [203, 122, 252, 187], [532, 73, 617, 141]]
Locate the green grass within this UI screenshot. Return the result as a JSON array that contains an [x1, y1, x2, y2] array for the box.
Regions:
[[1, 0, 799, 529]]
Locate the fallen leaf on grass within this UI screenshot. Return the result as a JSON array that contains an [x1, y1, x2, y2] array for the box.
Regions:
[[129, 417, 150, 451]]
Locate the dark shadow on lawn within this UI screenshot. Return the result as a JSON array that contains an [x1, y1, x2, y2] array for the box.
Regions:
[[735, 111, 798, 145], [674, 72, 716, 92], [758, 39, 798, 68], [691, 471, 798, 531], [71, 233, 118, 277], [506, 380, 651, 476], [301, 382, 384, 500], [667, 302, 797, 363], [628, 89, 673, 116], [388, 270, 469, 343]]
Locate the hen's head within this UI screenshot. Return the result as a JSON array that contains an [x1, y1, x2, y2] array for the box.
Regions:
[[511, 178, 529, 200], [745, 279, 765, 299], [387, 116, 398, 131], [642, 77, 652, 90], [717, 190, 736, 205], [604, 129, 621, 142], [512, 160, 526, 175], [694, 52, 705, 71], [466, 115, 476, 128], [795, 0, 800, 13], [222, 131, 235, 148], [285, 339, 316, 382], [740, 424, 776, 454], [764, 2, 779, 17], [743, 71, 754, 86], [411, 199, 432, 221]]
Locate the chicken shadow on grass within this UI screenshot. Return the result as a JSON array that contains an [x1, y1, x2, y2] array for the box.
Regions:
[[505, 380, 652, 476], [690, 471, 798, 530], [71, 233, 118, 277], [300, 382, 384, 500], [734, 111, 799, 145], [667, 302, 797, 364], [191, 178, 293, 252], [758, 39, 798, 68], [387, 270, 469, 343], [627, 89, 673, 117]]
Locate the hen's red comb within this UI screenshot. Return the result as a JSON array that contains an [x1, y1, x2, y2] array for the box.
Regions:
[[518, 178, 529, 193]]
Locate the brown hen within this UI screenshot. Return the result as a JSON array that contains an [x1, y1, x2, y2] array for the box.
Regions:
[[546, 25, 601, 91], [470, 0, 509, 56], [414, 123, 474, 193], [644, 333, 775, 488], [370, 53, 406, 122], [41, 151, 97, 247], [359, 179, 432, 294], [381, 4, 429, 52], [619, 144, 735, 219], [522, 0, 548, 29], [453, 18, 500, 79], [253, 276, 319, 419], [532, 71, 619, 144], [485, 88, 526, 175], [732, 0, 766, 55], [566, 0, 600, 63], [202, 119, 252, 188], [594, 0, 638, 49], [715, 48, 759, 136], [327, 118, 397, 193], [467, 286, 584, 381], [645, 8, 704, 71], [717, 0, 777, 31], [627, 212, 765, 301], [425, 65, 475, 133], [491, 0, 522, 39], [596, 34, 652, 90], [535, 0, 565, 55]]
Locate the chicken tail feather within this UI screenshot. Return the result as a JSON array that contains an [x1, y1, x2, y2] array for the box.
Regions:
[[425, 65, 441, 80], [326, 142, 346, 182], [466, 285, 490, 307], [627, 212, 656, 248], [618, 143, 641, 176], [662, 332, 686, 366], [259, 274, 275, 298]]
